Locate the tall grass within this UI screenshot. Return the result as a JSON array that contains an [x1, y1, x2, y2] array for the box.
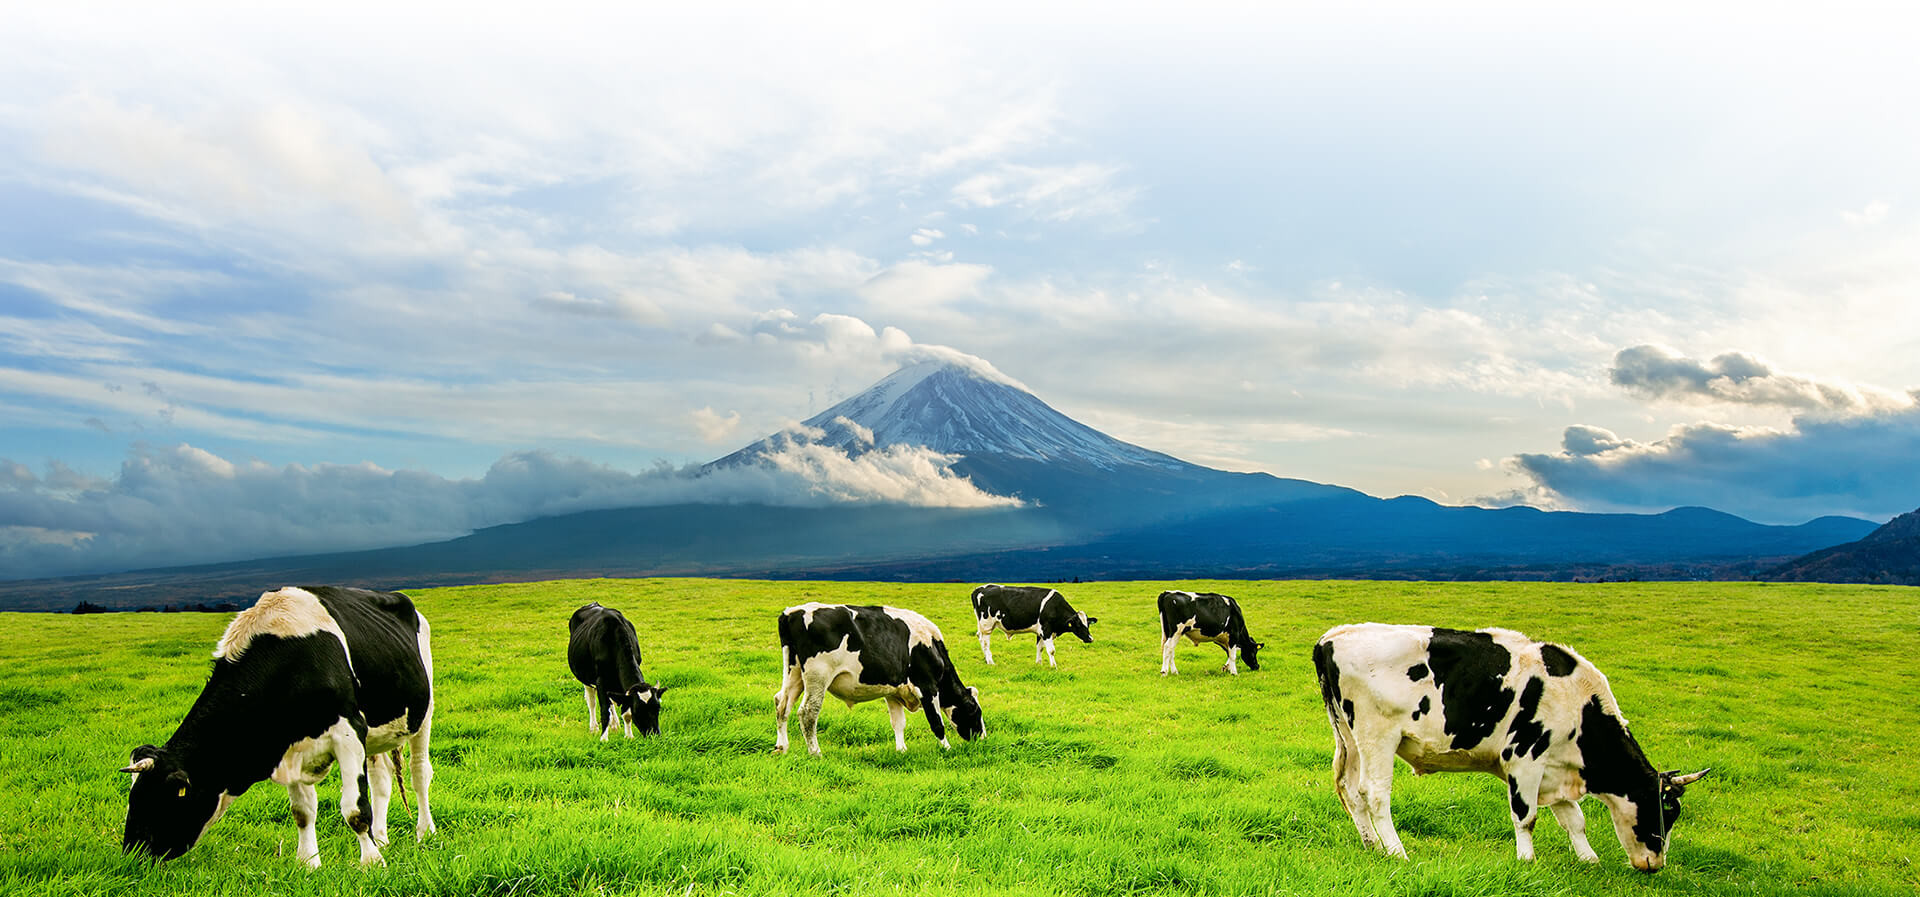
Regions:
[[1, 579, 1915, 896]]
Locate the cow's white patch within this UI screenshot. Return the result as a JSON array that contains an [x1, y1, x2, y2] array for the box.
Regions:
[[273, 716, 358, 786], [216, 587, 350, 666], [366, 714, 412, 754], [883, 606, 947, 652]]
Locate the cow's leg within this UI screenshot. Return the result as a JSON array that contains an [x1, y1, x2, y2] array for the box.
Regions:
[[1034, 634, 1045, 664], [583, 685, 600, 734], [1223, 642, 1239, 675], [920, 699, 951, 749], [1161, 635, 1178, 675], [621, 703, 635, 739], [410, 613, 437, 841], [886, 698, 909, 752], [597, 690, 616, 742], [1042, 635, 1057, 667], [287, 780, 323, 868], [367, 751, 394, 848], [1351, 717, 1407, 858], [1550, 800, 1600, 863], [799, 669, 830, 757], [1506, 767, 1545, 861], [409, 714, 436, 840], [977, 618, 996, 665], [773, 663, 803, 754], [331, 730, 383, 866]]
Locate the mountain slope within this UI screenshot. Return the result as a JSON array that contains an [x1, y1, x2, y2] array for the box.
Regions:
[[711, 360, 1357, 524], [1767, 506, 1920, 584], [715, 360, 1187, 469]]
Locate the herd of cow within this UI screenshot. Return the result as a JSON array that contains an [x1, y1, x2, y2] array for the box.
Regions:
[[118, 583, 1709, 874]]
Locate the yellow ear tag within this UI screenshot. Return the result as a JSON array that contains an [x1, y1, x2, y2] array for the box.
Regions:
[[177, 787, 188, 798]]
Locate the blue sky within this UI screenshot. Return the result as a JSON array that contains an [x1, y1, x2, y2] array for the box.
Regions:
[[5, 2, 1920, 578]]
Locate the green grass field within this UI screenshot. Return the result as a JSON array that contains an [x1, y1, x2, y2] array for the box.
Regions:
[[2, 579, 1916, 896]]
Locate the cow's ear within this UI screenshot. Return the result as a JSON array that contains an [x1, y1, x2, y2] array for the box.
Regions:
[[1086, 617, 1098, 626], [166, 769, 191, 791], [967, 686, 979, 698], [1257, 642, 1267, 649], [653, 685, 669, 696]]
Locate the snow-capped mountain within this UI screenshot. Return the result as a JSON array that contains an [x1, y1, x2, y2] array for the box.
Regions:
[[709, 359, 1353, 519], [719, 360, 1189, 470]]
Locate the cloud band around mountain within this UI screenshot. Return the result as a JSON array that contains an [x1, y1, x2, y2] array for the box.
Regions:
[[0, 440, 1019, 581]]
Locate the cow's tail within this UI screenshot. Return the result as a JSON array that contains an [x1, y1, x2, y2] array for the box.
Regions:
[[774, 611, 805, 699], [390, 749, 411, 818], [1312, 639, 1361, 820]]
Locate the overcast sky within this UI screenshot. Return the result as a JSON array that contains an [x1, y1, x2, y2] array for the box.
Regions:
[[5, 2, 1920, 578]]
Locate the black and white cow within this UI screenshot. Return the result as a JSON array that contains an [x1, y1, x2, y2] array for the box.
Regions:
[[567, 602, 667, 740], [1157, 590, 1264, 675], [1312, 623, 1709, 871], [773, 603, 984, 756], [121, 586, 436, 867], [969, 584, 1097, 667]]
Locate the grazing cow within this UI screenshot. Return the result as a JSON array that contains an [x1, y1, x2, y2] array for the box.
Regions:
[[1312, 623, 1709, 871], [773, 603, 984, 756], [1158, 590, 1264, 675], [969, 584, 1097, 667], [121, 586, 435, 867], [567, 603, 667, 740]]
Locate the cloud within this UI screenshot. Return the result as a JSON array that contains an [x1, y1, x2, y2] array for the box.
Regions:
[[856, 260, 992, 311], [533, 290, 669, 326], [0, 440, 1018, 580], [1609, 344, 1915, 416], [689, 406, 742, 443], [1504, 411, 1920, 523], [949, 162, 1139, 227]]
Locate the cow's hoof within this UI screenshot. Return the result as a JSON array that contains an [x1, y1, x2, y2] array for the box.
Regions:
[[772, 745, 787, 755]]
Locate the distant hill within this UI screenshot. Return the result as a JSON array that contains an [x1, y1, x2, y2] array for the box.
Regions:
[[0, 360, 1883, 611], [1767, 506, 1920, 585]]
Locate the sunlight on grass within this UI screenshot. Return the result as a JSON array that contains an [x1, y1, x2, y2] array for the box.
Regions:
[[2, 578, 1916, 896]]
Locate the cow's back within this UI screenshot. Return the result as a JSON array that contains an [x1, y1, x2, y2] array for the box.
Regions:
[[780, 603, 917, 687], [305, 586, 433, 735], [568, 604, 644, 688]]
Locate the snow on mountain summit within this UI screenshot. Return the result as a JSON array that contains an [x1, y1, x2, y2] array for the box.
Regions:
[[789, 361, 1189, 470]]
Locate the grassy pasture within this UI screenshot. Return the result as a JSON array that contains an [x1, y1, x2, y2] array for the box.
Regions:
[[1, 578, 1916, 896]]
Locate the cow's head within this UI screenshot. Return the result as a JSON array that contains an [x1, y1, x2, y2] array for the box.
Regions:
[[614, 685, 668, 736], [945, 685, 985, 742], [1611, 768, 1710, 872], [1239, 639, 1266, 671], [121, 744, 229, 860], [1066, 612, 1097, 644]]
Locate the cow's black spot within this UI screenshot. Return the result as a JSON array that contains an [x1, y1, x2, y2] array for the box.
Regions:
[[1506, 677, 1552, 761], [1407, 663, 1429, 681], [1577, 696, 1667, 855], [1411, 695, 1431, 720], [1427, 628, 1515, 751], [1312, 640, 1348, 727], [1541, 644, 1578, 677], [1507, 775, 1532, 821]]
